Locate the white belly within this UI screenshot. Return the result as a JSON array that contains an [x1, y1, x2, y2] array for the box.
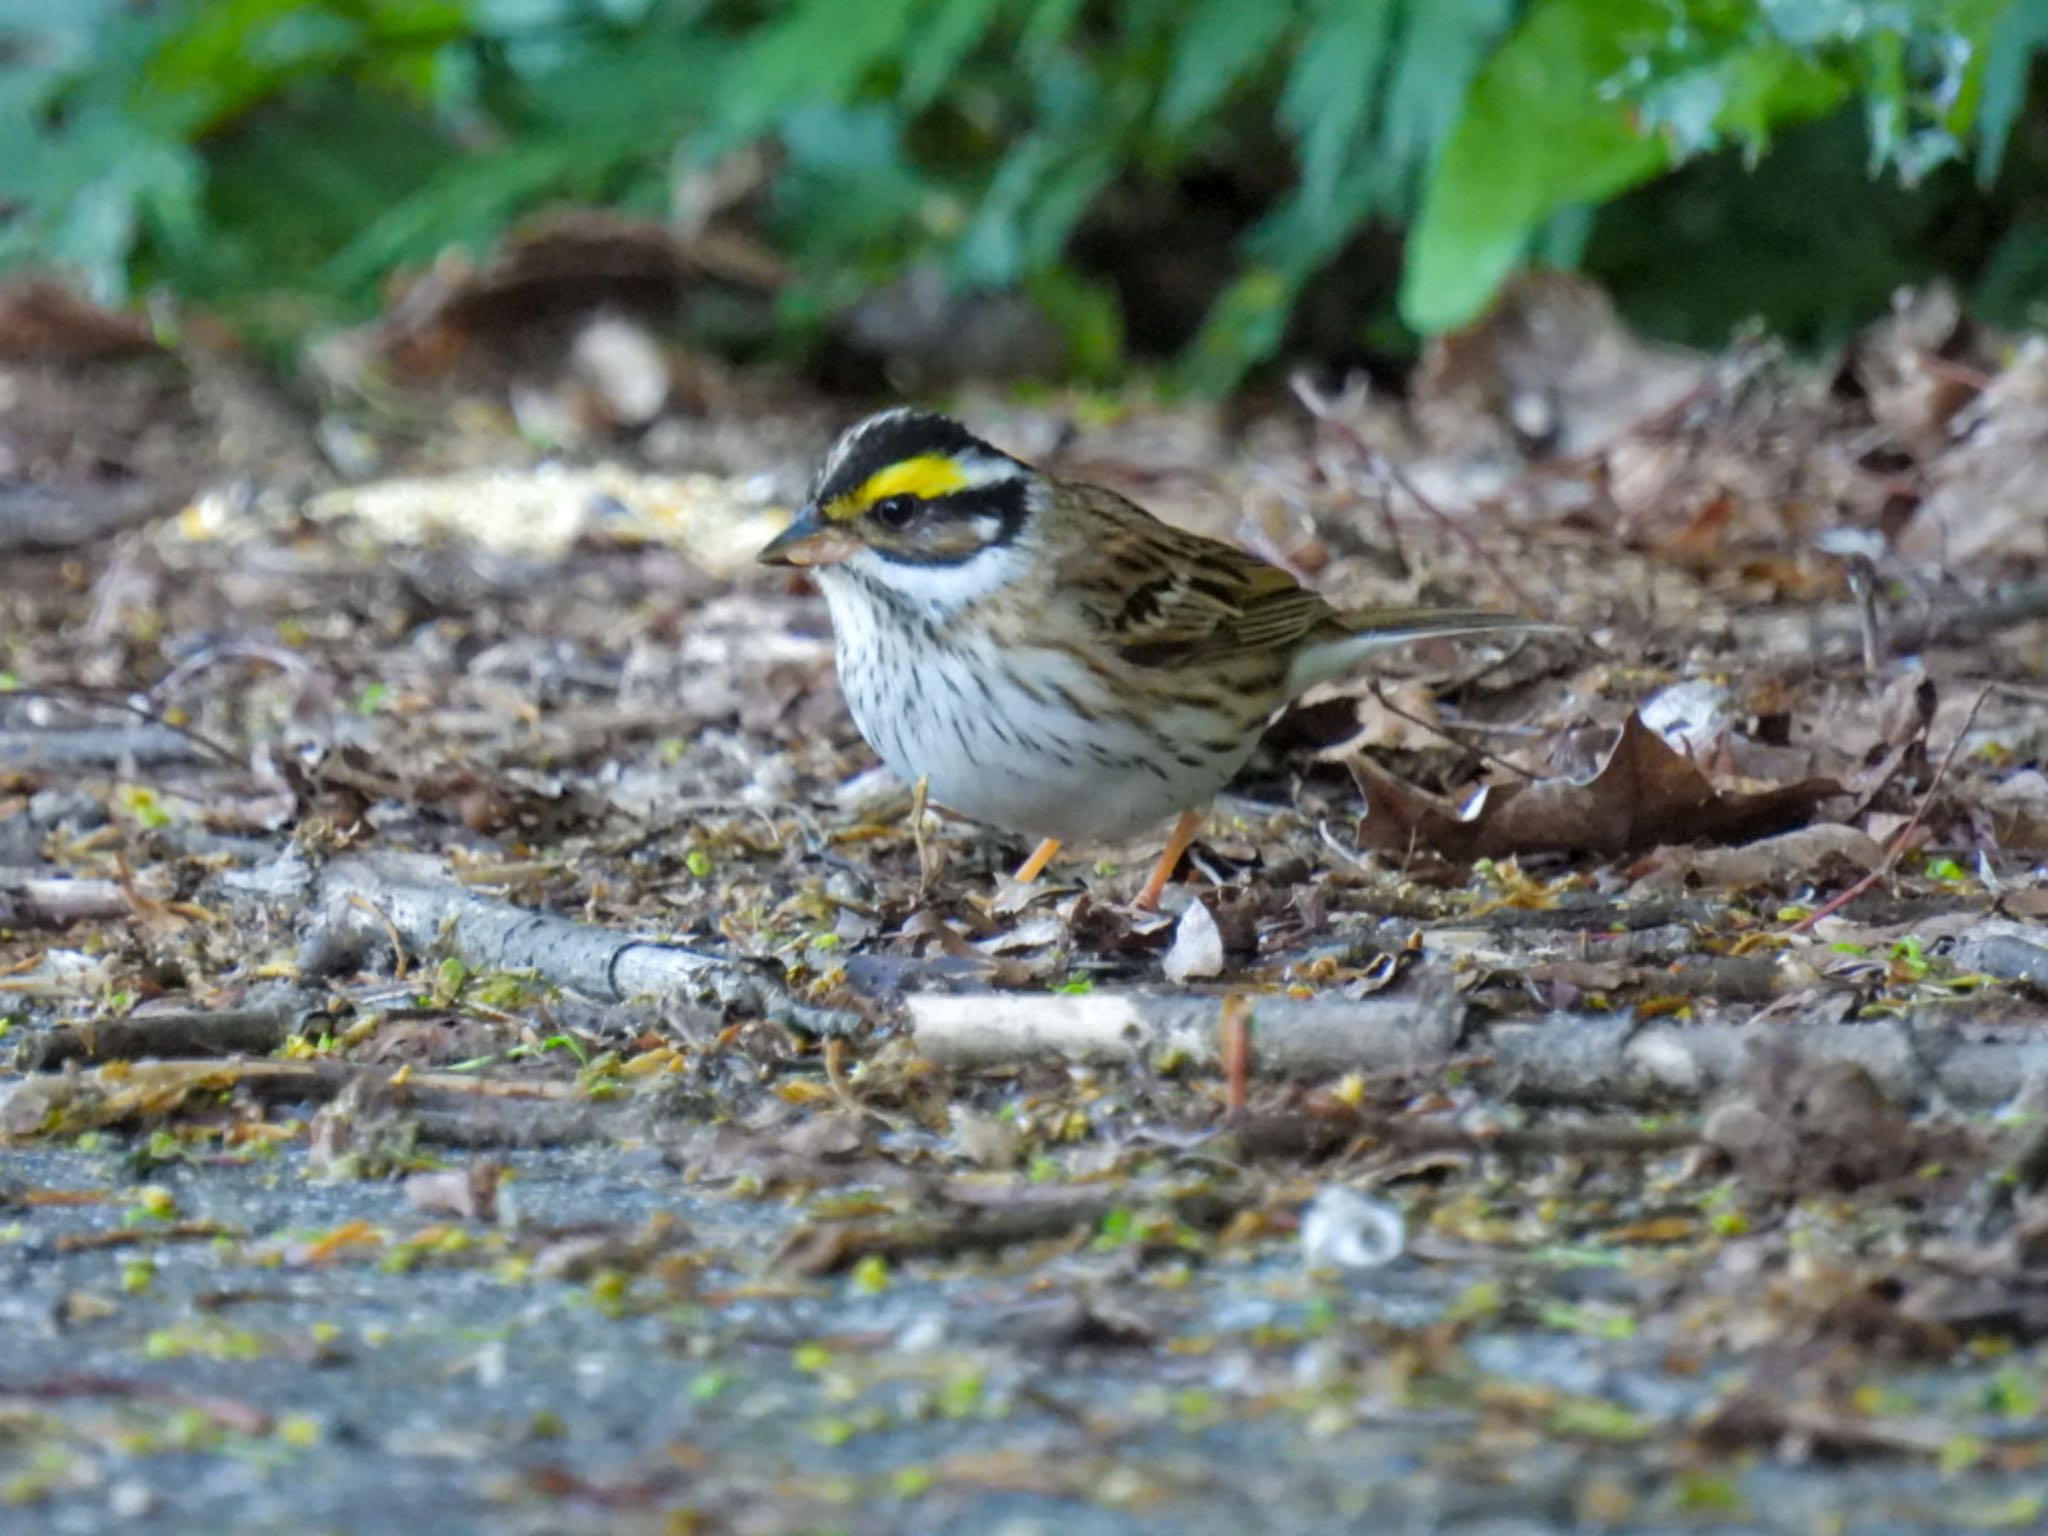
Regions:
[[836, 621, 1249, 844]]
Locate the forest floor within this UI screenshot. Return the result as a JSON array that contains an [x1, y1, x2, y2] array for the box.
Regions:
[[4, 264, 2048, 1534]]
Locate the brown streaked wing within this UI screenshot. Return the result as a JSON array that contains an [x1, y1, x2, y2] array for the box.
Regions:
[[1050, 484, 1339, 669]]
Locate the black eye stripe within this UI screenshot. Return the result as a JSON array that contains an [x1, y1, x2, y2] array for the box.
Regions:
[[866, 483, 1022, 524], [863, 480, 1031, 567]]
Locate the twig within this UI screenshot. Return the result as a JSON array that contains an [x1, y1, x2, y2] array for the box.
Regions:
[[775, 1180, 1250, 1275], [144, 642, 308, 708], [1366, 683, 1540, 781], [910, 772, 935, 895], [1230, 1106, 1701, 1162], [1290, 371, 1539, 612], [0, 1056, 621, 1148], [347, 892, 412, 981], [910, 988, 2048, 1107], [1788, 683, 1991, 934], [0, 874, 130, 927], [9, 986, 329, 1071], [0, 1376, 272, 1437], [1376, 457, 1540, 613], [227, 849, 858, 1036], [1219, 993, 1251, 1118], [1844, 554, 1883, 677], [0, 686, 243, 769], [1884, 577, 2048, 653]]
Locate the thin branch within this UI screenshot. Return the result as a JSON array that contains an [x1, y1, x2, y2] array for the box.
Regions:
[[1, 685, 243, 769], [1290, 370, 1539, 613], [1788, 683, 1991, 934], [1366, 682, 1540, 781]]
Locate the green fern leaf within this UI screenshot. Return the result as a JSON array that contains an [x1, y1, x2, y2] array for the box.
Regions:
[[902, 0, 1010, 109], [720, 0, 923, 140], [1402, 0, 1673, 332], [1279, 0, 1396, 213], [1977, 0, 2048, 180], [1379, 0, 1513, 186], [1401, 0, 1857, 333], [1019, 0, 1089, 68], [1158, 0, 1297, 134]]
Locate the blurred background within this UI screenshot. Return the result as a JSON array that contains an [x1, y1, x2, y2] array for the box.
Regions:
[[4, 0, 2045, 396], [9, 18, 2048, 1530]]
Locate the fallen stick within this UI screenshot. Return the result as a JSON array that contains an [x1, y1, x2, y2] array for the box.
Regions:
[[1887, 576, 2048, 653], [1227, 1107, 1702, 1162], [910, 988, 1463, 1078], [221, 850, 856, 1036], [9, 986, 329, 1071], [0, 1375, 272, 1438], [1733, 579, 2048, 666], [0, 873, 131, 927], [775, 1179, 1248, 1276], [0, 1056, 619, 1146], [0, 724, 218, 769], [909, 990, 2048, 1108]]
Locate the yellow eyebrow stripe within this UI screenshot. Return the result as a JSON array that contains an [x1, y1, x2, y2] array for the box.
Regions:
[[824, 455, 968, 521]]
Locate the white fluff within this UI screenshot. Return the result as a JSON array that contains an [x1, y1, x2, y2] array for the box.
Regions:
[[814, 568, 1252, 843]]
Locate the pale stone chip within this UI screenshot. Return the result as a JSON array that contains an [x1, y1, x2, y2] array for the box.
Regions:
[[188, 463, 791, 573]]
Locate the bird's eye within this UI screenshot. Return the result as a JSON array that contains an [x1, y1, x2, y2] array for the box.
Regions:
[[870, 495, 919, 531]]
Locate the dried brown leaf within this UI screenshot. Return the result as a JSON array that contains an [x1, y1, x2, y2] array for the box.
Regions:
[[1353, 712, 1840, 860]]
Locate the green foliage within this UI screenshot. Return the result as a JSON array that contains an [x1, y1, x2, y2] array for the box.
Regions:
[[0, 0, 2043, 385], [1405, 0, 2020, 331]]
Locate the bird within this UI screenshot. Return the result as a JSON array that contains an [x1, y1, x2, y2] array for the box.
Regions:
[[760, 408, 1556, 910]]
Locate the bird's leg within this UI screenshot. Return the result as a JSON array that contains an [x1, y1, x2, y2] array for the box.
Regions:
[[910, 775, 934, 894], [1135, 809, 1204, 911], [1013, 837, 1062, 884]]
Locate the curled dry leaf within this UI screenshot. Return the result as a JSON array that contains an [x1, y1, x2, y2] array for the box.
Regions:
[[1981, 769, 2048, 851], [1411, 272, 1706, 467], [1352, 712, 1840, 861], [310, 209, 778, 398], [1628, 824, 1884, 894], [404, 1159, 504, 1223]]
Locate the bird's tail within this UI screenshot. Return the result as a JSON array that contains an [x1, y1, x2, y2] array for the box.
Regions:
[[1286, 607, 1564, 694]]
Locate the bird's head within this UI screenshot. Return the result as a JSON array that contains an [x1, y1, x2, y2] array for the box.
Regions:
[[758, 410, 1043, 605]]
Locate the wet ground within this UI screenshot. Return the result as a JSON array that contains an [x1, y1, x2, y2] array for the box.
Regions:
[[5, 1137, 2047, 1536]]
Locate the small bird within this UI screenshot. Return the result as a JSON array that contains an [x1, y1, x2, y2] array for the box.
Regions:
[[761, 409, 1554, 909]]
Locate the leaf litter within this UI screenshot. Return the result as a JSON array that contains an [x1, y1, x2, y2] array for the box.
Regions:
[[2, 263, 2048, 1532]]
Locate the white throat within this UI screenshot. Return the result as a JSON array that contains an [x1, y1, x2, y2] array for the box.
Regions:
[[827, 540, 1029, 621]]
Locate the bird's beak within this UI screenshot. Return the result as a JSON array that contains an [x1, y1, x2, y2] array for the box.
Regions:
[[758, 505, 859, 568]]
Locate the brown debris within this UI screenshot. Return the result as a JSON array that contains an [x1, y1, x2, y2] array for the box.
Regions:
[[311, 209, 784, 435], [1352, 712, 1840, 861], [1702, 1052, 1923, 1196], [1411, 271, 1707, 465], [1901, 336, 2048, 568], [0, 280, 159, 363]]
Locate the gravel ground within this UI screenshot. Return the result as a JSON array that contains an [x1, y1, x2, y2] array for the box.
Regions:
[[4, 1142, 2045, 1536]]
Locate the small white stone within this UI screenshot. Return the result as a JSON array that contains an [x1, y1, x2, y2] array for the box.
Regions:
[[1161, 899, 1224, 982], [1300, 1187, 1405, 1271], [108, 1481, 157, 1520]]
